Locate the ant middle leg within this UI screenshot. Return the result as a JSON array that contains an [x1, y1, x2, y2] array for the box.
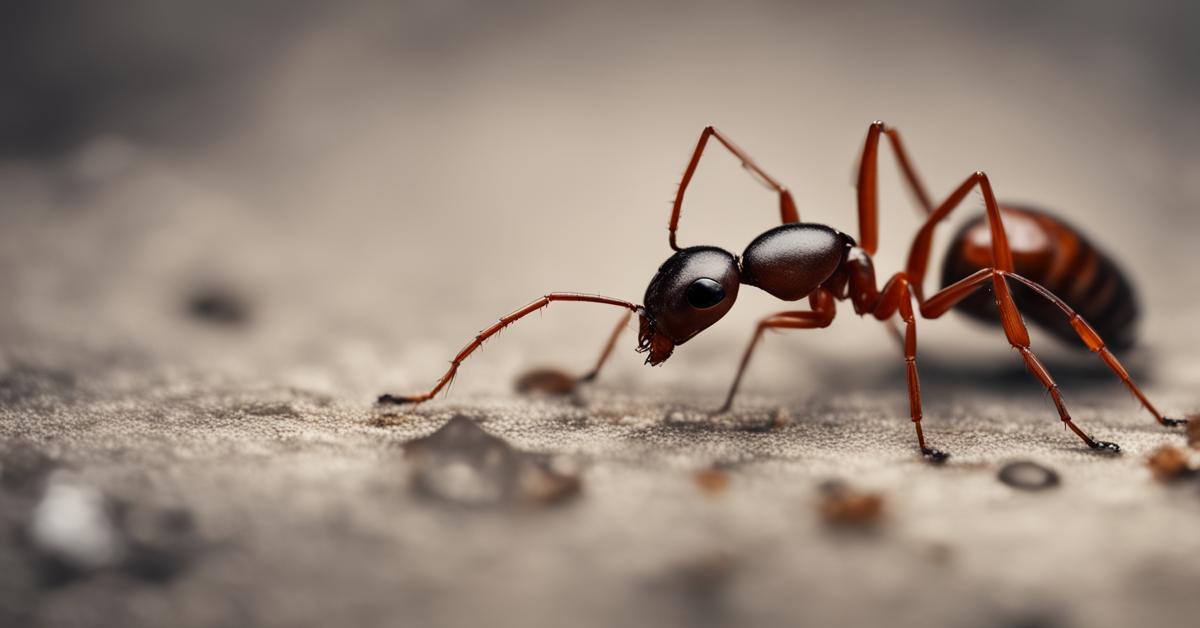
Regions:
[[870, 273, 947, 462], [718, 289, 836, 413]]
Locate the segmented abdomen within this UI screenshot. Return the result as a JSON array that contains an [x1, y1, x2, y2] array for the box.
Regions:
[[940, 206, 1138, 351]]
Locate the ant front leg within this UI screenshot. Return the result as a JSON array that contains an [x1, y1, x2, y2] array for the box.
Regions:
[[668, 126, 800, 251], [577, 310, 634, 383], [377, 293, 639, 405], [718, 289, 836, 413]]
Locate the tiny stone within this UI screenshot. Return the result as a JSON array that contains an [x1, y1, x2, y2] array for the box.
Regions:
[[186, 288, 250, 326], [404, 415, 581, 507], [29, 475, 124, 578], [1186, 417, 1200, 449], [817, 480, 884, 526], [694, 468, 730, 495], [1145, 445, 1192, 482], [997, 461, 1060, 491], [513, 367, 578, 396]]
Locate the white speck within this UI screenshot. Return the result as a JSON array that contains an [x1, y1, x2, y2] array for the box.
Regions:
[[30, 474, 124, 571]]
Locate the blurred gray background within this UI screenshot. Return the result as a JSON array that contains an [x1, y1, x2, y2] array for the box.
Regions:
[[2, 2, 1200, 627]]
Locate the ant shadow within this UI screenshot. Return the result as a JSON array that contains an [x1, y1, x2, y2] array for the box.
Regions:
[[853, 349, 1154, 395]]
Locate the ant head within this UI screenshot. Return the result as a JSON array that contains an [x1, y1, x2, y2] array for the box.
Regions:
[[637, 246, 740, 365]]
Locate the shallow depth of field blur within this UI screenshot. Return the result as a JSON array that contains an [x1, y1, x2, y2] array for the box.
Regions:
[[2, 2, 1199, 628]]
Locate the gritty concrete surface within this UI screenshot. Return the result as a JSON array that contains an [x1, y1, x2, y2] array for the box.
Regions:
[[4, 2, 1200, 627], [2, 337, 1199, 628]]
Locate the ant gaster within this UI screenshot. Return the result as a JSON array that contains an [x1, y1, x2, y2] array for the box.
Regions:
[[379, 122, 1189, 462]]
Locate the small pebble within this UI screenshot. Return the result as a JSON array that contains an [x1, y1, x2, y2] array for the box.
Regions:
[[1145, 445, 1192, 482], [186, 288, 250, 326], [817, 480, 884, 527], [404, 414, 581, 507], [29, 475, 124, 577], [997, 461, 1060, 491], [694, 468, 730, 495], [513, 367, 577, 396]]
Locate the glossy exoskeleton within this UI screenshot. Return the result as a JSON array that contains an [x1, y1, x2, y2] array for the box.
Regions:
[[379, 122, 1188, 461]]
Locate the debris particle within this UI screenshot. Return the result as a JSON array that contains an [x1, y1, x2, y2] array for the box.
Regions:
[[694, 468, 730, 495], [923, 542, 955, 566], [403, 415, 581, 507], [817, 480, 884, 527], [25, 474, 198, 585], [654, 552, 737, 602], [742, 407, 794, 432], [513, 367, 578, 396], [119, 507, 198, 582], [186, 288, 250, 326], [1145, 445, 1193, 482], [29, 475, 125, 580], [997, 461, 1060, 491]]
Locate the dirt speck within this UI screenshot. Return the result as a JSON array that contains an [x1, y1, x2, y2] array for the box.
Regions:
[[817, 480, 884, 527], [1145, 445, 1192, 482], [404, 415, 581, 507], [997, 461, 1060, 491], [513, 367, 578, 396], [694, 468, 730, 495], [186, 288, 250, 326]]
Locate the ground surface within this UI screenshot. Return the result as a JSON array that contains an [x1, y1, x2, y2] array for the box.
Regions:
[[4, 2, 1200, 627], [2, 330, 1199, 628]]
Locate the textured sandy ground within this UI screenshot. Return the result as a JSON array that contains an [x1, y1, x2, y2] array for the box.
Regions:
[[2, 327, 1199, 628]]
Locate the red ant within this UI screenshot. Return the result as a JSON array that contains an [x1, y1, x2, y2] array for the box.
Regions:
[[379, 122, 1188, 462]]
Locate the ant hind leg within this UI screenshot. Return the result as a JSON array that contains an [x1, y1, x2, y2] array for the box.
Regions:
[[991, 273, 1121, 453]]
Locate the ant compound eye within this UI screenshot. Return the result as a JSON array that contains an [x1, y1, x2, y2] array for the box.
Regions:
[[686, 277, 726, 309]]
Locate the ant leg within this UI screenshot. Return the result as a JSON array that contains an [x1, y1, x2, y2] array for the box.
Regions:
[[1004, 272, 1185, 428], [855, 121, 936, 255], [578, 310, 634, 383], [377, 293, 639, 405], [905, 171, 1013, 302], [991, 273, 1121, 452], [916, 265, 1124, 450], [718, 289, 836, 413], [668, 126, 799, 251], [871, 274, 947, 462]]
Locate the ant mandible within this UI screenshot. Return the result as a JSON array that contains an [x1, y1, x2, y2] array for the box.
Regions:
[[379, 122, 1188, 462]]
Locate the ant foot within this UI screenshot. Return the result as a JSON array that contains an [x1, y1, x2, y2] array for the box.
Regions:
[[377, 394, 417, 405], [1088, 439, 1121, 454], [1161, 417, 1188, 428], [921, 447, 950, 464]]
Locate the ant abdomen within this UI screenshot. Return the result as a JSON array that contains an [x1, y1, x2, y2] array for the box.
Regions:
[[941, 205, 1138, 351]]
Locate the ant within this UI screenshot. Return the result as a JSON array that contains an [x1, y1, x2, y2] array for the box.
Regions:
[[379, 122, 1189, 462]]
